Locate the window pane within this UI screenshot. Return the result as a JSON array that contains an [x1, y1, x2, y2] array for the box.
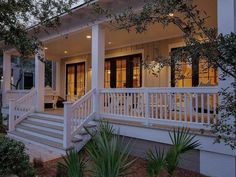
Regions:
[[199, 59, 218, 86], [104, 61, 111, 88], [67, 65, 75, 96], [76, 64, 85, 97], [133, 57, 141, 87], [116, 59, 126, 88]]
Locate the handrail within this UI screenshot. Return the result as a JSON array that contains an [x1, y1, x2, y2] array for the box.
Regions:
[[8, 88, 37, 131], [99, 87, 219, 129], [63, 89, 96, 148]]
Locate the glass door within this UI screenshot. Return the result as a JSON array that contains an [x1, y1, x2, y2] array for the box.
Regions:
[[66, 62, 85, 100], [104, 54, 142, 88]]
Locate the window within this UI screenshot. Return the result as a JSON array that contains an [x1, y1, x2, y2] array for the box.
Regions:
[[104, 54, 142, 88], [171, 48, 218, 87]]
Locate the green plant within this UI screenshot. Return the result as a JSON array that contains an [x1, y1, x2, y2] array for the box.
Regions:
[[56, 148, 86, 177], [86, 122, 135, 177], [146, 148, 166, 177], [146, 128, 200, 177], [0, 137, 35, 177]]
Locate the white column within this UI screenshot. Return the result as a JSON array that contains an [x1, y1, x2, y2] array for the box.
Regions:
[[92, 24, 105, 89], [199, 1, 236, 177], [35, 54, 45, 112], [2, 52, 11, 93], [217, 0, 236, 89]]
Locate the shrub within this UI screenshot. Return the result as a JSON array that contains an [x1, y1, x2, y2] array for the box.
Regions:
[[86, 122, 135, 177], [0, 137, 35, 177], [56, 148, 86, 177], [146, 128, 200, 177]]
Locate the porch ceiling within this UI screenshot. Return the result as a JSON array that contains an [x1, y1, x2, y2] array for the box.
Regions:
[[44, 0, 217, 60]]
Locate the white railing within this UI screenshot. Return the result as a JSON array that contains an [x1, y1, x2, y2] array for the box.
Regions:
[[3, 90, 30, 107], [9, 88, 37, 131], [99, 87, 218, 129], [63, 89, 96, 148]]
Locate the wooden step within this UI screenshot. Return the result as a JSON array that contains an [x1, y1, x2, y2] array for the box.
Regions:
[[22, 119, 63, 131], [16, 124, 63, 139], [28, 115, 64, 124], [9, 131, 64, 150]]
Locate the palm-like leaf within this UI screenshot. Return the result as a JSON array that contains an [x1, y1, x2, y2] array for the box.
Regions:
[[146, 147, 166, 177], [57, 148, 86, 177], [169, 127, 201, 154], [86, 123, 135, 177]]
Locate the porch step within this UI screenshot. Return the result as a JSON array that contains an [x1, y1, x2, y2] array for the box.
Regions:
[[22, 119, 63, 131], [28, 115, 64, 123], [8, 131, 65, 153], [16, 124, 63, 140]]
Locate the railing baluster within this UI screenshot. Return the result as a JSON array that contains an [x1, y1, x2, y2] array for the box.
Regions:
[[201, 94, 204, 123], [179, 93, 182, 121], [184, 93, 187, 122], [207, 94, 210, 124], [160, 93, 163, 119], [155, 93, 158, 119]]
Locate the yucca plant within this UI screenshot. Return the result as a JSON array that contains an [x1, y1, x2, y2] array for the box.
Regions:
[[86, 122, 135, 177], [146, 147, 166, 177], [56, 148, 86, 177], [146, 127, 200, 177]]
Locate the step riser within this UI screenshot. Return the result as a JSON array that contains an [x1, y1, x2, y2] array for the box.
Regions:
[[8, 134, 66, 155], [21, 122, 63, 134], [16, 128, 63, 143], [33, 113, 64, 120], [27, 118, 63, 126]]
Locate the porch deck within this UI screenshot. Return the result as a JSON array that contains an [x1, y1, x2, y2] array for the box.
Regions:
[[44, 108, 64, 116]]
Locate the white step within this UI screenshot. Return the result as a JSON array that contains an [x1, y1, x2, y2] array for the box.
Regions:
[[16, 125, 63, 143], [22, 119, 63, 131], [8, 131, 65, 155], [33, 112, 64, 120], [27, 116, 63, 126], [20, 121, 63, 134]]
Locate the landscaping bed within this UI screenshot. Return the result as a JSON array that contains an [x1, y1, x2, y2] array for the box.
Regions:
[[36, 156, 207, 177]]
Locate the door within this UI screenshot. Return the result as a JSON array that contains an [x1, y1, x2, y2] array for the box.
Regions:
[[66, 62, 85, 100], [104, 54, 142, 88]]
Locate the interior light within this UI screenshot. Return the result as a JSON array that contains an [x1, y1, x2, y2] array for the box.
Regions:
[[169, 13, 174, 17], [44, 47, 48, 50], [108, 42, 112, 45], [86, 35, 92, 39], [64, 50, 68, 54]]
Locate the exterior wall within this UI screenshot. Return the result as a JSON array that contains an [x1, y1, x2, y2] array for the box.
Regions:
[[60, 37, 184, 98], [121, 136, 200, 173]]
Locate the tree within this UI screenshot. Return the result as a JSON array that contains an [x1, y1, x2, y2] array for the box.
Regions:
[[0, 0, 75, 58], [89, 0, 236, 149]]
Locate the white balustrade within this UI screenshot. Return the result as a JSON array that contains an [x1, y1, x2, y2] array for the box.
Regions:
[[3, 90, 30, 107], [63, 89, 96, 148], [8, 88, 37, 131], [99, 87, 219, 129]]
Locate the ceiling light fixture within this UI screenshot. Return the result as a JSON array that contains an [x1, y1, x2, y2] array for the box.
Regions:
[[108, 42, 112, 45], [44, 47, 48, 50], [86, 35, 91, 39], [64, 50, 68, 54], [169, 13, 174, 17]]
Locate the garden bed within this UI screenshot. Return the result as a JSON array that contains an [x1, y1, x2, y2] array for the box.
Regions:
[[36, 156, 208, 177]]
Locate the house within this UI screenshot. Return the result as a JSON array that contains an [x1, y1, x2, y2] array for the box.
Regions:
[[1, 0, 235, 177]]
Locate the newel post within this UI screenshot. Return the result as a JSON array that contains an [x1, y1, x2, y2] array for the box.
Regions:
[[9, 99, 16, 131], [144, 89, 150, 125], [63, 102, 73, 149]]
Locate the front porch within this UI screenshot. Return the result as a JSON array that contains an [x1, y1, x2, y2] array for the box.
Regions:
[[1, 0, 220, 149]]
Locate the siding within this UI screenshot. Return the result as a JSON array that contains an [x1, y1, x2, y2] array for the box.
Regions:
[[60, 37, 184, 98]]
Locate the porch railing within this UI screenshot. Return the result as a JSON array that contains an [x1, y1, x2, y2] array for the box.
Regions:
[[9, 88, 37, 131], [99, 87, 218, 129], [3, 90, 30, 107], [63, 89, 96, 148]]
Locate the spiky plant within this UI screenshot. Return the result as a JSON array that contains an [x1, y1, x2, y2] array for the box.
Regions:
[[146, 127, 200, 177], [146, 147, 166, 177], [56, 148, 86, 177], [86, 121, 135, 177]]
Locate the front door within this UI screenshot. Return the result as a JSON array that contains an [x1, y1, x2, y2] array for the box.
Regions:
[[66, 62, 85, 100]]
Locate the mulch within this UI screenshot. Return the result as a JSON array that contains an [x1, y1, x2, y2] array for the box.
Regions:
[[35, 156, 208, 177]]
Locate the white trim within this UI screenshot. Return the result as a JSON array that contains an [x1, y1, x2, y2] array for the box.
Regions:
[[167, 41, 186, 87]]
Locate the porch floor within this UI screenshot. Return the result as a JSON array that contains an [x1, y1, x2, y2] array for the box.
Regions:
[[44, 108, 64, 116]]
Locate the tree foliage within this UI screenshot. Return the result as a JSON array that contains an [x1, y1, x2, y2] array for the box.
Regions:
[[89, 0, 236, 149], [0, 0, 74, 58]]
